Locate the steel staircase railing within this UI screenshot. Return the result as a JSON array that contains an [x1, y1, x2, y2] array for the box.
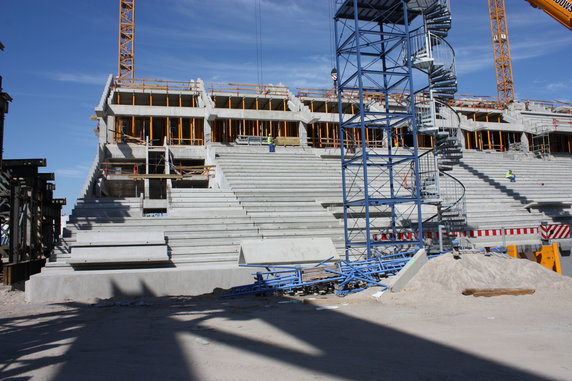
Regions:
[[408, 0, 467, 238]]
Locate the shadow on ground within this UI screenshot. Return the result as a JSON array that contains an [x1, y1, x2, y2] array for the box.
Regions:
[[0, 282, 551, 381]]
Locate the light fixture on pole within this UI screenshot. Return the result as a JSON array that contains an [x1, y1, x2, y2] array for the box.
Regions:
[[331, 67, 338, 96]]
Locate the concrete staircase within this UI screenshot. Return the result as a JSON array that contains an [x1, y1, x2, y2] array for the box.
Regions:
[[49, 190, 262, 270], [215, 151, 346, 253], [49, 197, 143, 270], [166, 188, 261, 263]]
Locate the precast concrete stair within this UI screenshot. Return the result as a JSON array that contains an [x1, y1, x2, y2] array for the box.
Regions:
[[70, 197, 142, 219], [49, 197, 142, 270], [216, 152, 347, 252], [165, 188, 261, 263], [50, 190, 263, 269]]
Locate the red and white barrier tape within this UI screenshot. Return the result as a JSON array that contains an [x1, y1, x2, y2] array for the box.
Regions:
[[372, 224, 570, 241]]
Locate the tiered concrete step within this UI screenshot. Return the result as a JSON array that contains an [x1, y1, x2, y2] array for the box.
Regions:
[[165, 188, 261, 263], [52, 189, 264, 268], [216, 152, 345, 253], [451, 151, 572, 230], [168, 188, 244, 215], [49, 197, 145, 268], [70, 197, 142, 219]]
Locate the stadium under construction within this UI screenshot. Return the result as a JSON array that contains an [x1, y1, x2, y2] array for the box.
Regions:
[[19, 0, 572, 302]]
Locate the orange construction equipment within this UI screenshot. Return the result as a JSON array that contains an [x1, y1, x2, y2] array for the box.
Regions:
[[488, 0, 515, 106], [487, 0, 571, 106], [524, 0, 572, 30], [506, 243, 563, 274], [118, 0, 135, 80], [535, 243, 563, 274]]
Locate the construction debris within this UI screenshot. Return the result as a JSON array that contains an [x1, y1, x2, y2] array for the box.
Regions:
[[226, 251, 418, 297], [461, 288, 536, 297]]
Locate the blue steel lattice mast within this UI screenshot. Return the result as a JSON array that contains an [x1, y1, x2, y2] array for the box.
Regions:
[[333, 0, 424, 260]]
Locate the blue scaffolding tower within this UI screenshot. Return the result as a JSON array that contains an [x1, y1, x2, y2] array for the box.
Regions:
[[333, 0, 426, 260]]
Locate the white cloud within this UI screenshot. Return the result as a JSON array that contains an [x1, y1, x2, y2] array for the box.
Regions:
[[48, 72, 108, 85], [55, 164, 91, 179], [510, 35, 572, 61]]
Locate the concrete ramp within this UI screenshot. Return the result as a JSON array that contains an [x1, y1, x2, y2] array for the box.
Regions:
[[238, 237, 339, 265]]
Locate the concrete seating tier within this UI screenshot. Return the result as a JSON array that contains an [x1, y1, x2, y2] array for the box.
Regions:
[[51, 150, 572, 271], [216, 151, 346, 253], [50, 190, 263, 269], [451, 151, 572, 230]]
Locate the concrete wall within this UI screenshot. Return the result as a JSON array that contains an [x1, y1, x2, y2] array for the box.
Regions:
[[26, 266, 253, 303]]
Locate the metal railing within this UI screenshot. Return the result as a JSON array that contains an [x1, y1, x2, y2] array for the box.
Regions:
[[100, 162, 144, 177], [113, 77, 200, 92], [409, 31, 456, 76], [208, 83, 289, 97], [170, 164, 215, 178]]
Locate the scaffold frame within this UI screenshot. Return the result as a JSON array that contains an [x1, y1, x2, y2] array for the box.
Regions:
[[334, 0, 424, 260]]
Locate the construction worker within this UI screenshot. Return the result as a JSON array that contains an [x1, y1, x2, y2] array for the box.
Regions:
[[505, 169, 516, 182], [451, 233, 461, 260], [267, 134, 275, 153]]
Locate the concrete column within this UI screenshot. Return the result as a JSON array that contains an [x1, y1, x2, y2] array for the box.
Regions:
[[106, 115, 115, 144], [98, 117, 107, 145], [298, 121, 308, 146], [458, 129, 466, 150], [144, 179, 150, 200], [204, 118, 212, 144], [520, 132, 530, 151]]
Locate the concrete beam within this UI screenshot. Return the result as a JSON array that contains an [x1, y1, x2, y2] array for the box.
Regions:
[[239, 238, 339, 265], [75, 231, 165, 246], [389, 249, 427, 292], [69, 245, 169, 264], [25, 265, 253, 303], [109, 104, 205, 118], [214, 108, 304, 122]]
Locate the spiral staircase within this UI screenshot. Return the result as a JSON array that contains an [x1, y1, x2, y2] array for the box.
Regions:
[[410, 0, 467, 240]]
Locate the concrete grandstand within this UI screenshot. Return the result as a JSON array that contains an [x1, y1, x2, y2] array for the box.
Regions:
[[24, 75, 572, 302]]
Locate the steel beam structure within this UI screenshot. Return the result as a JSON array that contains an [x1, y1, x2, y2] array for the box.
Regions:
[[334, 0, 423, 261], [1, 159, 65, 284]]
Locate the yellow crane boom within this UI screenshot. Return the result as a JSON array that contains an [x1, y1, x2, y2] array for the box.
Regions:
[[525, 0, 572, 30]]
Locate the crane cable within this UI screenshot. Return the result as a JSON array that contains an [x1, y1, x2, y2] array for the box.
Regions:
[[255, 0, 263, 86], [328, 0, 336, 70]]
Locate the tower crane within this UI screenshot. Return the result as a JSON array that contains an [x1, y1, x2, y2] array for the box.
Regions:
[[118, 0, 135, 81], [488, 0, 514, 105], [488, 0, 571, 106]]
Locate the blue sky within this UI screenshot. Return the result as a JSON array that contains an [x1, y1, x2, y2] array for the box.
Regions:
[[1, 0, 570, 214]]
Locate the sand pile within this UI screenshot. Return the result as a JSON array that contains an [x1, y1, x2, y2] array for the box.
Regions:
[[405, 252, 572, 293]]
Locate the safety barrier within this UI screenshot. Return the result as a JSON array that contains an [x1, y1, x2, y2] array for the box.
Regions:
[[373, 224, 570, 241]]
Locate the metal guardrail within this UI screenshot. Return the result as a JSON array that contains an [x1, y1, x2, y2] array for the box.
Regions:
[[208, 83, 289, 97], [100, 162, 144, 177], [113, 78, 200, 92], [170, 165, 215, 177], [235, 135, 266, 145]]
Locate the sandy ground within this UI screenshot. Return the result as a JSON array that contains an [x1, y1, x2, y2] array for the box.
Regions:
[[1, 253, 572, 381]]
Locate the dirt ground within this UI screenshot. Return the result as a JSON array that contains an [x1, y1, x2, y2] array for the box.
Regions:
[[1, 254, 571, 381]]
